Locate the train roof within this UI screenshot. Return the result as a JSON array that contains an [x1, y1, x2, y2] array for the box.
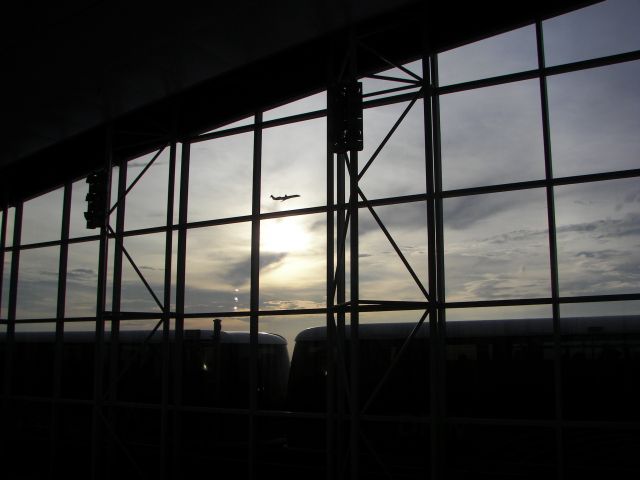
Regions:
[[294, 315, 640, 342], [1, 329, 287, 345]]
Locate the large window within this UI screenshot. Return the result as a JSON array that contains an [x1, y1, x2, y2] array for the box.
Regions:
[[2, 2, 640, 478]]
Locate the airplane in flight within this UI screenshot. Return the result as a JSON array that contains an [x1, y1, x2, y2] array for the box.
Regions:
[[270, 194, 301, 201]]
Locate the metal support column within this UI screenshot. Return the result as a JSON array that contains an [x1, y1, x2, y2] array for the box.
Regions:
[[326, 92, 336, 480], [428, 51, 447, 479], [0, 208, 6, 321], [249, 111, 263, 480], [336, 152, 347, 480], [103, 159, 127, 476], [3, 202, 22, 467], [349, 149, 360, 480], [161, 139, 177, 480], [536, 20, 564, 480], [50, 181, 72, 475], [91, 125, 113, 480], [173, 141, 190, 479]]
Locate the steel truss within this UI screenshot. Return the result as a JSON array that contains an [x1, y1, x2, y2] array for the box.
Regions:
[[1, 17, 640, 480]]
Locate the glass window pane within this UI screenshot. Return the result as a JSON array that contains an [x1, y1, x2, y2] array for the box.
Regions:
[[544, 0, 640, 67], [447, 426, 556, 478], [65, 241, 99, 318], [261, 118, 326, 213], [1, 252, 11, 318], [61, 322, 97, 400], [441, 79, 545, 190], [438, 25, 538, 86], [260, 214, 325, 310], [565, 427, 640, 478], [124, 148, 170, 231], [120, 233, 166, 313], [21, 188, 63, 245], [185, 223, 251, 314], [259, 313, 317, 412], [444, 188, 551, 301], [16, 246, 59, 319], [188, 133, 253, 222], [446, 306, 554, 419], [359, 202, 428, 302], [556, 178, 640, 297], [548, 60, 640, 178], [263, 91, 326, 121], [359, 99, 426, 199], [5, 207, 15, 247], [13, 323, 55, 399], [560, 301, 640, 421], [182, 317, 251, 409]]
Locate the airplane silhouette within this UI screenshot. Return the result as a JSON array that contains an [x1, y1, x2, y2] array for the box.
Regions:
[[270, 194, 300, 201]]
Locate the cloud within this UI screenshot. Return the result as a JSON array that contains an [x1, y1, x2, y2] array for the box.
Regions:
[[444, 193, 530, 230], [221, 252, 288, 288]]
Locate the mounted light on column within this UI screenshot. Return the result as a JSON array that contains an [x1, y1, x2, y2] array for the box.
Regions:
[[84, 170, 108, 229], [328, 81, 363, 154]]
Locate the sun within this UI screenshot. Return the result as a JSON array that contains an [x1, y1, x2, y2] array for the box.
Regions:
[[261, 217, 311, 253]]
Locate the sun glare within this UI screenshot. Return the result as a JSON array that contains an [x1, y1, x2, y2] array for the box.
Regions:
[[261, 217, 311, 253]]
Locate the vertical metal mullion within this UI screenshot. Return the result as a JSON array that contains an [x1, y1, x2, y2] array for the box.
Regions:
[[4, 203, 22, 396], [336, 151, 347, 479], [326, 97, 336, 480], [50, 181, 72, 475], [349, 149, 359, 480], [2, 203, 20, 470], [430, 52, 447, 480], [161, 140, 177, 480], [347, 33, 360, 480], [173, 141, 190, 479], [110, 162, 127, 399], [536, 20, 564, 480], [91, 126, 113, 480], [103, 160, 127, 476], [0, 208, 6, 318], [249, 112, 262, 480], [422, 51, 440, 479]]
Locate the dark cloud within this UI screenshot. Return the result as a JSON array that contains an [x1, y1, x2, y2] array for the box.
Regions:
[[67, 268, 97, 281], [222, 252, 288, 287], [559, 213, 640, 240], [443, 192, 532, 230]]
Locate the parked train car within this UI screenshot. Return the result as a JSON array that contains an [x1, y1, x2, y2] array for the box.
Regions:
[[0, 326, 289, 478], [285, 315, 640, 479]]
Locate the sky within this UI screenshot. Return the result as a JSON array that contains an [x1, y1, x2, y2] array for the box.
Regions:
[[2, 0, 640, 352]]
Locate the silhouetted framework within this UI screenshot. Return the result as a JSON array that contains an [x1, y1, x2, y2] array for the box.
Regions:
[[2, 4, 640, 480]]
